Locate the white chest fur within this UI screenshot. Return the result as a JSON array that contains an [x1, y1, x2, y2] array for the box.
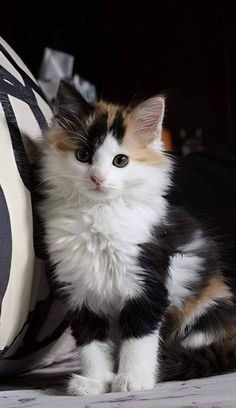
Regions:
[[44, 195, 165, 315]]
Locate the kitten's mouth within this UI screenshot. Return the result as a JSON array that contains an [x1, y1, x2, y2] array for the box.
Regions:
[[87, 182, 114, 196], [88, 185, 116, 198], [92, 185, 104, 192], [90, 184, 106, 193]]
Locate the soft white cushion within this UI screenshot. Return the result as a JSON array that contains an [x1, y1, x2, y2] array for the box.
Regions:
[[0, 37, 74, 375]]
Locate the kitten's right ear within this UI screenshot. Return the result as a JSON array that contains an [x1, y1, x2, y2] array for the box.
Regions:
[[54, 80, 93, 128]]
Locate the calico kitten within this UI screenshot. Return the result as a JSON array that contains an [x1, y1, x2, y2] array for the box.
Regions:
[[39, 81, 236, 395]]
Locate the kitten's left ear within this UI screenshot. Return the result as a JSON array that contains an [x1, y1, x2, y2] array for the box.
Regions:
[[131, 96, 165, 146]]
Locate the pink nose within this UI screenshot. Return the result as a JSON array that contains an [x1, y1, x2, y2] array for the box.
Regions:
[[90, 175, 104, 187]]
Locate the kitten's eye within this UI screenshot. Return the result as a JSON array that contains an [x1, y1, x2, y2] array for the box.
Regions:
[[113, 154, 129, 168], [75, 149, 90, 163]]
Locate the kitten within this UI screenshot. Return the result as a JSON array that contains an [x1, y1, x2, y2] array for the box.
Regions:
[[39, 81, 236, 395]]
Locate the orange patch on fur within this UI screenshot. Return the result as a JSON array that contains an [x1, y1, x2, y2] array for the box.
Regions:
[[178, 278, 232, 321], [48, 130, 76, 152], [97, 101, 122, 127], [123, 122, 168, 167], [131, 146, 168, 167], [167, 277, 233, 344], [86, 101, 125, 128], [171, 278, 233, 330]]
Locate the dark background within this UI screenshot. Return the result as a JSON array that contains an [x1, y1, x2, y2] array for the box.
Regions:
[[1, 0, 236, 152]]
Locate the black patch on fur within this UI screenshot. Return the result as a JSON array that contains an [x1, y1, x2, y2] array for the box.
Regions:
[[141, 206, 228, 297], [138, 229, 174, 285], [70, 306, 109, 346], [110, 111, 126, 144], [87, 112, 108, 156], [138, 207, 207, 286], [119, 275, 168, 339]]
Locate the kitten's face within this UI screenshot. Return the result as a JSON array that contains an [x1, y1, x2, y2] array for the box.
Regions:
[[44, 81, 169, 202]]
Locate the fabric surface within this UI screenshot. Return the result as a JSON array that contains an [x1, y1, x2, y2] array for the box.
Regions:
[[0, 37, 75, 376]]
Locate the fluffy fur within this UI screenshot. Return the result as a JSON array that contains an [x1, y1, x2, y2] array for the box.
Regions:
[[38, 81, 236, 395]]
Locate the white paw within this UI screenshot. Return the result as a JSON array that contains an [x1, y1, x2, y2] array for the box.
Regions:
[[112, 373, 155, 393], [67, 374, 108, 396]]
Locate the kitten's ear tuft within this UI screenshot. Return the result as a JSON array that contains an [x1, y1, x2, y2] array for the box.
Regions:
[[131, 96, 165, 145], [22, 135, 42, 162], [54, 80, 93, 128]]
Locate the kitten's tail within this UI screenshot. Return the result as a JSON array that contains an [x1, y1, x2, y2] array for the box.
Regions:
[[159, 341, 236, 382]]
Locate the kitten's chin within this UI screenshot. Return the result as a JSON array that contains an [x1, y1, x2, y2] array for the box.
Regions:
[[81, 187, 119, 202]]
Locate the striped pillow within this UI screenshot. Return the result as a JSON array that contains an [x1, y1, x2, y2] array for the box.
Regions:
[[0, 37, 74, 376]]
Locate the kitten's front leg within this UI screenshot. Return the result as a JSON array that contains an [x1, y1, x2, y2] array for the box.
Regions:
[[68, 306, 114, 396], [112, 280, 168, 393], [112, 331, 160, 392]]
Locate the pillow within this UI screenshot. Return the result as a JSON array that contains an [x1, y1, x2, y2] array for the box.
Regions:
[[0, 37, 74, 376]]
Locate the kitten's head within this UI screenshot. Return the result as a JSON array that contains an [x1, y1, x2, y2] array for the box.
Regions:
[[43, 81, 171, 202]]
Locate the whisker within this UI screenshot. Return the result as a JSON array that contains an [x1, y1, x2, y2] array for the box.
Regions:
[[66, 131, 89, 145], [38, 175, 80, 187], [51, 130, 89, 146], [72, 115, 89, 136], [57, 113, 89, 138]]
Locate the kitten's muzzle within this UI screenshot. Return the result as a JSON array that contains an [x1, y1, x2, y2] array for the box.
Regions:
[[90, 175, 104, 189]]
